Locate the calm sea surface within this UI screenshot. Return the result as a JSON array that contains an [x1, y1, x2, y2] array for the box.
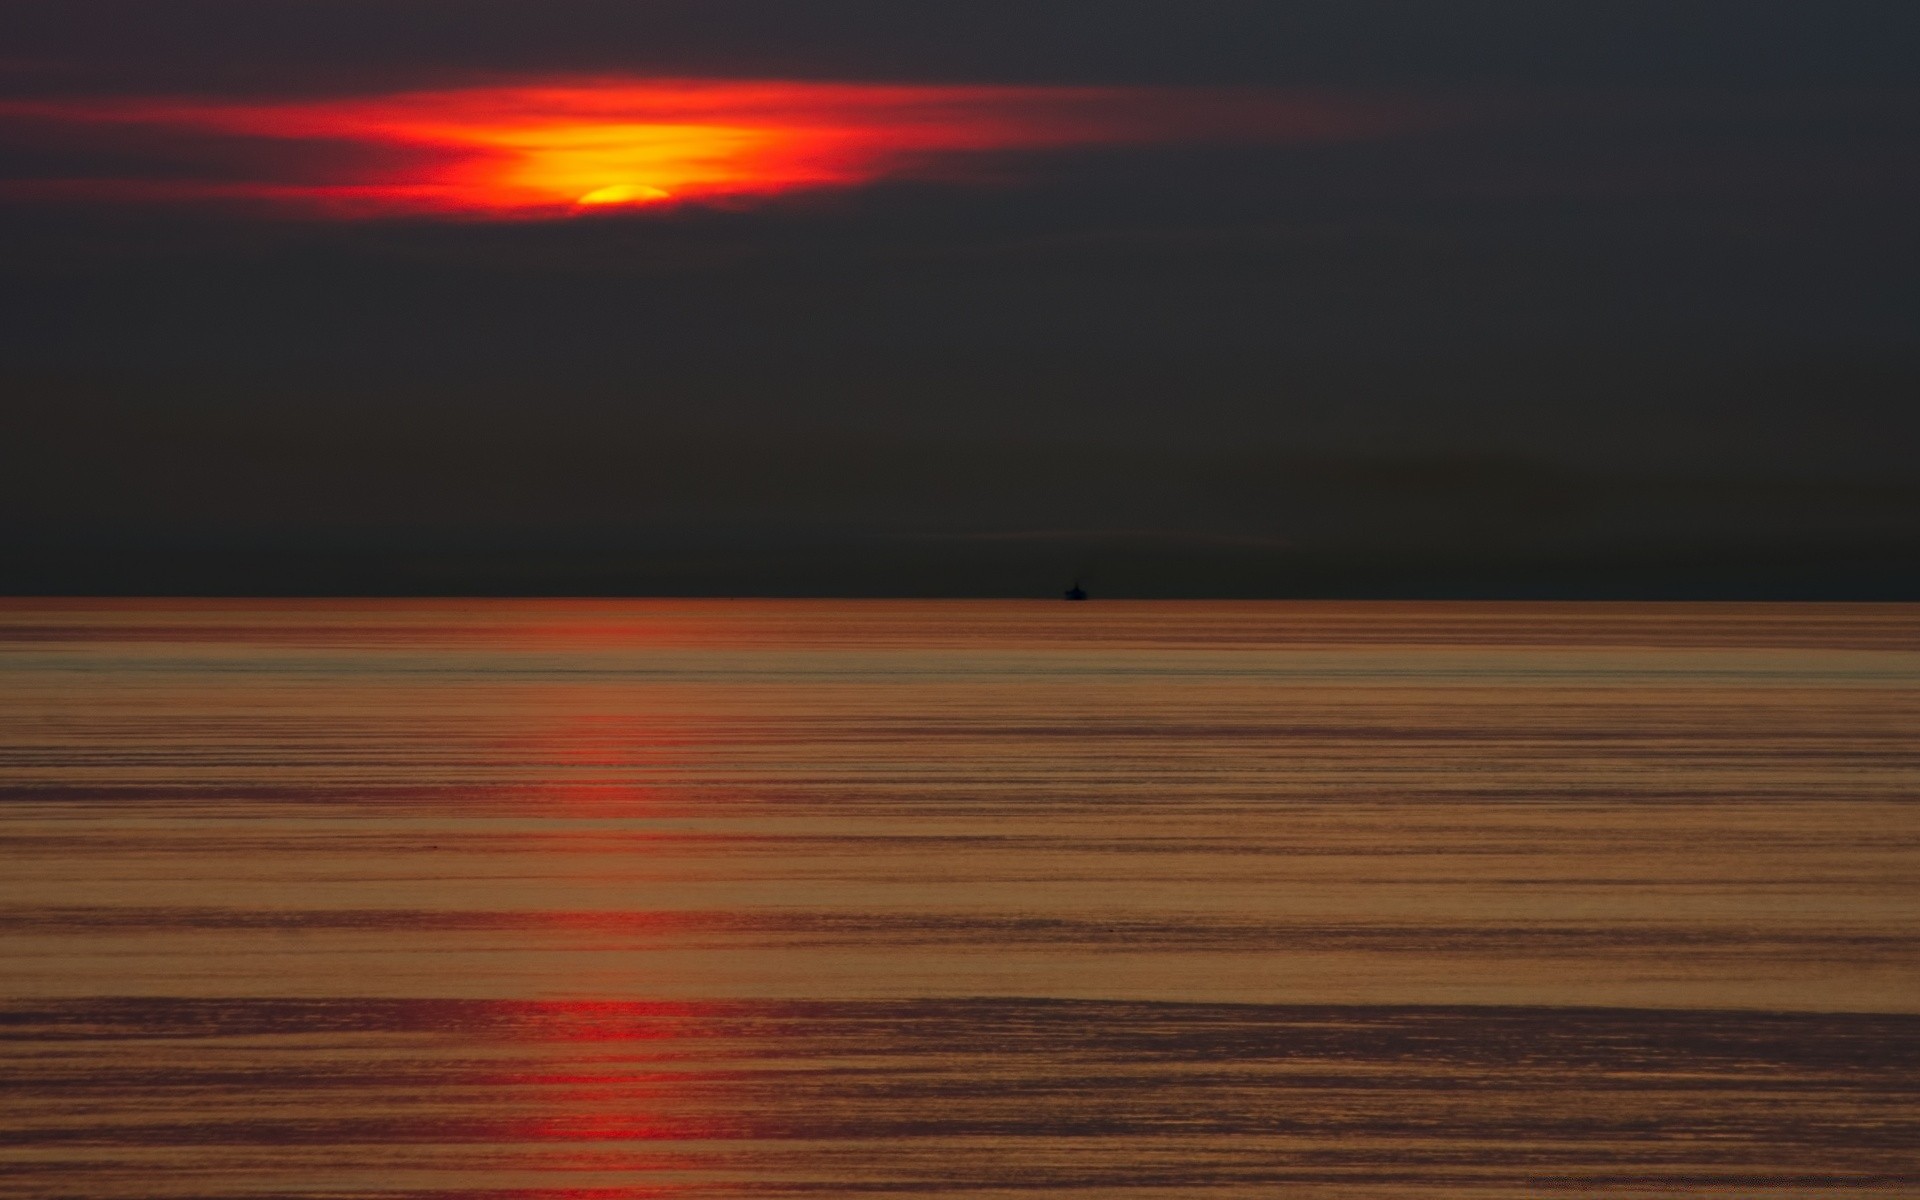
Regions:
[[1, 599, 1915, 1197]]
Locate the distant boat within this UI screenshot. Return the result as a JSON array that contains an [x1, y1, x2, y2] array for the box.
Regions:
[[1064, 582, 1088, 601]]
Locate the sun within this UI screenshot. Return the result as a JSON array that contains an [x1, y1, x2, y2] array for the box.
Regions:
[[574, 183, 673, 207]]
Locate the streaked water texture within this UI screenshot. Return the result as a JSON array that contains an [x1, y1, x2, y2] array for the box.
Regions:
[[2, 600, 1916, 1196]]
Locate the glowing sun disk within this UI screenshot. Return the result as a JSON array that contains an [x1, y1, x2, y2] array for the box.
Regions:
[[576, 183, 673, 206]]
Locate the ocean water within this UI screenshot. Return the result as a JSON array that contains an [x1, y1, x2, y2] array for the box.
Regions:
[[0, 599, 1915, 1197]]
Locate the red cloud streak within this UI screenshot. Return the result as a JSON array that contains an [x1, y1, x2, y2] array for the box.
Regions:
[[0, 78, 1429, 218]]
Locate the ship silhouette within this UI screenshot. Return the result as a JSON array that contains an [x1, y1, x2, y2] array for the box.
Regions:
[[1064, 581, 1088, 601]]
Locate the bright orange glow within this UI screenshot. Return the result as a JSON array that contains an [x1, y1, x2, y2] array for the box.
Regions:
[[0, 79, 1431, 218], [575, 183, 674, 207]]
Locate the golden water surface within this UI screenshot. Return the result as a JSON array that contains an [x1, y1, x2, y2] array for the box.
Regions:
[[1, 600, 1915, 1196]]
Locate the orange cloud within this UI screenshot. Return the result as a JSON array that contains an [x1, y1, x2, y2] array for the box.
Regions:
[[0, 79, 1428, 218]]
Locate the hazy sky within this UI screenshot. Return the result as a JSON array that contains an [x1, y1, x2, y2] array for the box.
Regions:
[[3, 1, 1916, 595]]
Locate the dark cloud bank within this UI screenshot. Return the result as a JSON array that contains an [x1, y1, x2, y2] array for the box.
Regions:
[[2, 2, 1916, 597]]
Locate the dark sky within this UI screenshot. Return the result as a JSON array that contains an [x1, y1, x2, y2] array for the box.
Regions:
[[3, 1, 1917, 596]]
